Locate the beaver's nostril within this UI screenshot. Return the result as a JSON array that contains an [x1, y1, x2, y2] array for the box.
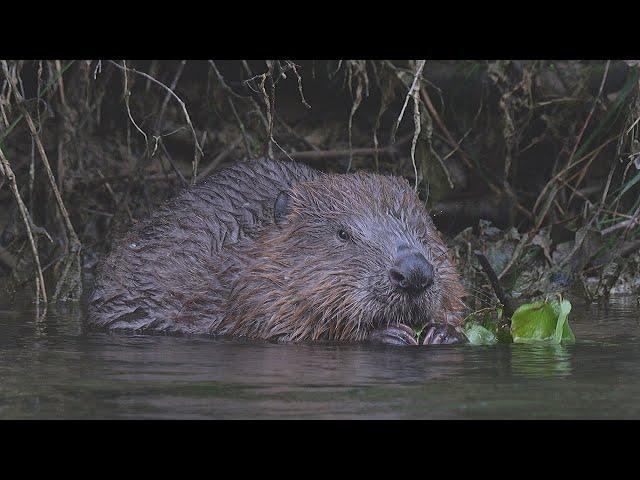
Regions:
[[389, 251, 434, 294], [389, 268, 407, 288]]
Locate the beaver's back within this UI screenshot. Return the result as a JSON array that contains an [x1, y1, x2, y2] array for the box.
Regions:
[[87, 158, 322, 333]]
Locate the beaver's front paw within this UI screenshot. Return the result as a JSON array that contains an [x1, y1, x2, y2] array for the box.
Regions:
[[368, 324, 419, 346], [421, 323, 465, 345]]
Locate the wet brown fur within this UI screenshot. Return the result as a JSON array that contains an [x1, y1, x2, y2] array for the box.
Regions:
[[88, 158, 466, 342]]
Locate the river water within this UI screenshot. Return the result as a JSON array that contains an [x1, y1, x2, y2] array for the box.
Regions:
[[1, 292, 639, 419]]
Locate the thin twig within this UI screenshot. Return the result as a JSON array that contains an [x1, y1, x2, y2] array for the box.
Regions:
[[228, 97, 252, 157], [196, 138, 243, 181], [274, 134, 413, 162], [410, 80, 422, 190], [600, 215, 640, 236], [391, 60, 426, 144], [155, 60, 187, 133], [0, 146, 47, 305], [1, 61, 80, 251], [108, 60, 203, 183], [21, 107, 80, 247], [419, 84, 476, 172], [566, 60, 611, 206], [475, 250, 515, 318]]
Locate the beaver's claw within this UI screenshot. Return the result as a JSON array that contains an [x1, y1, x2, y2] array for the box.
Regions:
[[368, 324, 419, 346], [421, 323, 465, 345]]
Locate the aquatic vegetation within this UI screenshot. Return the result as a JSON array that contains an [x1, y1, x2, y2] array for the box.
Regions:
[[463, 296, 575, 345], [464, 323, 499, 346], [511, 297, 575, 344]]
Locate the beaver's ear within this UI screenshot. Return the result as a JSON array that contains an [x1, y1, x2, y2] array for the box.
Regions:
[[274, 190, 292, 225]]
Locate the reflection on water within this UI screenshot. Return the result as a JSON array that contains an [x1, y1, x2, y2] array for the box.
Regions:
[[510, 344, 572, 378], [0, 292, 639, 419]]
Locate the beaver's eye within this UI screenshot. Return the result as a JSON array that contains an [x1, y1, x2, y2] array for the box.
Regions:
[[337, 228, 351, 241]]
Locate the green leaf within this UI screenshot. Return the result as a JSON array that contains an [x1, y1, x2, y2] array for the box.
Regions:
[[616, 170, 640, 201], [553, 299, 576, 343], [510, 301, 555, 343], [464, 323, 498, 345], [510, 297, 575, 344]]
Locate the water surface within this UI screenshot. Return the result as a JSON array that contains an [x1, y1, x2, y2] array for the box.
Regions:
[[1, 293, 639, 419]]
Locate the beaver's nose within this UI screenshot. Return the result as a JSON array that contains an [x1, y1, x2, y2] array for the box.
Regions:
[[389, 250, 434, 294]]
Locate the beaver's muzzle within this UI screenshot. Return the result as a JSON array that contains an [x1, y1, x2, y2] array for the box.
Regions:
[[388, 247, 435, 295]]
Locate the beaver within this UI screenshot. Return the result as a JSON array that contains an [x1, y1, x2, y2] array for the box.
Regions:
[[87, 158, 466, 345]]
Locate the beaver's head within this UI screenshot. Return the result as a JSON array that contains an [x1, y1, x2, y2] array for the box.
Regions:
[[223, 172, 465, 342]]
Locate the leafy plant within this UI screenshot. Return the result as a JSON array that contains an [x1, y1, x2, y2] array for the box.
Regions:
[[510, 296, 575, 344], [463, 296, 575, 345], [464, 323, 498, 345], [462, 306, 510, 345]]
